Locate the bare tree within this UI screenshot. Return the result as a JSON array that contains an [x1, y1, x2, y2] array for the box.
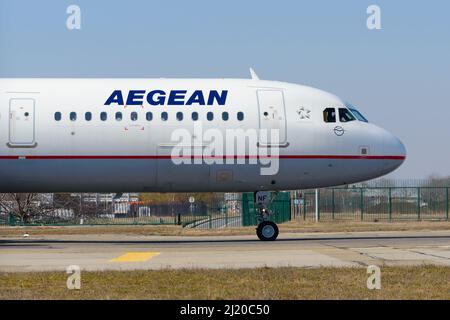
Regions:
[[0, 193, 88, 224], [0, 193, 46, 223]]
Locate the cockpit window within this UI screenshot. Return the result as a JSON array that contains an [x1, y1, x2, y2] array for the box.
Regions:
[[338, 108, 356, 122], [323, 108, 336, 123], [349, 108, 368, 122], [345, 103, 369, 122]]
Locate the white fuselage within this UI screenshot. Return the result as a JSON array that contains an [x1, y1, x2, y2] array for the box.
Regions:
[[0, 78, 406, 193]]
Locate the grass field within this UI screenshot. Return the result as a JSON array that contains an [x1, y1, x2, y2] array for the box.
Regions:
[[1, 266, 449, 299], [1, 220, 450, 237]]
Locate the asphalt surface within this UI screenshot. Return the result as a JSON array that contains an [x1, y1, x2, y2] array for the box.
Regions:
[[1, 231, 450, 272]]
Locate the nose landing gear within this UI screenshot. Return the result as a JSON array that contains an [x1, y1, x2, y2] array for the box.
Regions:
[[256, 220, 279, 241], [254, 195, 279, 241]]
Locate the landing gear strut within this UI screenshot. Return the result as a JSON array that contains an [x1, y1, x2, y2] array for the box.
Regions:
[[255, 192, 279, 241]]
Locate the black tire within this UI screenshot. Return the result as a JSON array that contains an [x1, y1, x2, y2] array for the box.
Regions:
[[256, 221, 279, 241]]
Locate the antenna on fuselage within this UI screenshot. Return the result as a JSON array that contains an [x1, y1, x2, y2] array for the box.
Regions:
[[249, 68, 260, 80]]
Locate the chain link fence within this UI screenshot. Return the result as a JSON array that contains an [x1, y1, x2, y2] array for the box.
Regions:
[[1, 182, 449, 227], [0, 193, 243, 228], [292, 187, 449, 222]]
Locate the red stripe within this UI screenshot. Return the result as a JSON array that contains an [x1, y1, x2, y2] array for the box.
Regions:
[[280, 155, 405, 160], [0, 155, 406, 160]]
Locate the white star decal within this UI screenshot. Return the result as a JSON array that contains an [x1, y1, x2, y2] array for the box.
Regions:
[[297, 106, 311, 120]]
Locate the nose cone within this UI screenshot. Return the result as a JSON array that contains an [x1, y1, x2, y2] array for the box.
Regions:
[[381, 131, 406, 174], [385, 133, 406, 158]]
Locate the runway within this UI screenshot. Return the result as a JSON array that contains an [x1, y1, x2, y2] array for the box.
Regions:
[[1, 230, 450, 272]]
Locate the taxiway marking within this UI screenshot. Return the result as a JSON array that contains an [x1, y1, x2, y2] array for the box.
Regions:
[[110, 252, 160, 263]]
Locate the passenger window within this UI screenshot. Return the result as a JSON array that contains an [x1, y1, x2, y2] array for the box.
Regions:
[[207, 112, 214, 121], [339, 108, 356, 122], [323, 108, 336, 123], [54, 112, 61, 121], [222, 112, 229, 121], [146, 112, 153, 121], [131, 112, 138, 121], [161, 112, 168, 121], [237, 112, 244, 121], [85, 112, 92, 121], [100, 112, 107, 121], [70, 112, 77, 121], [176, 112, 183, 121], [192, 112, 198, 121], [115, 112, 122, 121]]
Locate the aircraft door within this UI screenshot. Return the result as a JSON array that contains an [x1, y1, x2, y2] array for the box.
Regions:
[[8, 98, 36, 147], [257, 90, 287, 146]]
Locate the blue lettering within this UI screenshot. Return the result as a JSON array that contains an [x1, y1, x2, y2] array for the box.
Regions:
[[105, 90, 124, 105], [147, 90, 166, 105], [126, 90, 145, 105], [105, 89, 228, 106], [207, 90, 228, 105], [186, 90, 205, 105], [168, 90, 187, 105]]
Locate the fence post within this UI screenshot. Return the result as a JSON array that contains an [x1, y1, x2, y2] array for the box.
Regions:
[[315, 189, 320, 222], [446, 187, 449, 221], [79, 193, 83, 224], [303, 193, 306, 221], [291, 192, 295, 219], [225, 210, 228, 227], [318, 189, 320, 221], [331, 189, 335, 220], [209, 215, 212, 229], [360, 188, 364, 221], [417, 187, 421, 221], [388, 187, 392, 222]]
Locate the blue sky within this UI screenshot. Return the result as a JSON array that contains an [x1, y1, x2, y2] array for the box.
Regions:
[[1, 0, 449, 179]]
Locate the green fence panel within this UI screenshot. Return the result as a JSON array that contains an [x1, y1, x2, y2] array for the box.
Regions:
[[8, 213, 16, 226], [242, 192, 291, 226]]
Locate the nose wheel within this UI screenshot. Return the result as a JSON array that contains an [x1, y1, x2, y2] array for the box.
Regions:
[[256, 221, 279, 241], [253, 191, 280, 241]]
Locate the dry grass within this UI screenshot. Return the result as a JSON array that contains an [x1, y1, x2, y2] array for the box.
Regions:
[[1, 220, 450, 237], [279, 220, 450, 233], [1, 266, 449, 300]]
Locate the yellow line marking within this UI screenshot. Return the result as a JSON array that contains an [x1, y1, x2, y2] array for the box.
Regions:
[[110, 252, 160, 263]]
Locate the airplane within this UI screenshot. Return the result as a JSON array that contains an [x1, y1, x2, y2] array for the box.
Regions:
[[0, 70, 406, 240]]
